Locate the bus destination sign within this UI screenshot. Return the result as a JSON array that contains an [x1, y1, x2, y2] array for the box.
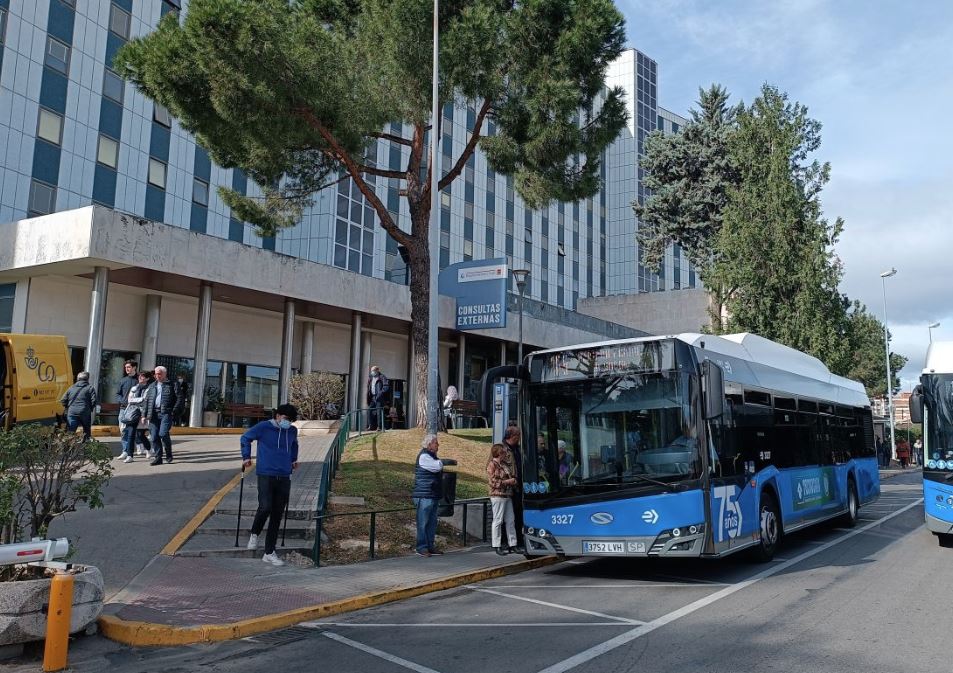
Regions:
[[537, 341, 675, 382]]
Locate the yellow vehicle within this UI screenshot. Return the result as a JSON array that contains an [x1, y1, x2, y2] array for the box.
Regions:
[[0, 334, 73, 430]]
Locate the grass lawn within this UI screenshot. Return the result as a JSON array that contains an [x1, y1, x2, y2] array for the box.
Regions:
[[321, 428, 495, 564]]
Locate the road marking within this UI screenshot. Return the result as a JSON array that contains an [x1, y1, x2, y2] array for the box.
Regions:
[[480, 583, 729, 589], [323, 631, 443, 673], [311, 622, 632, 628], [466, 586, 641, 624], [536, 498, 924, 673], [652, 574, 726, 585]]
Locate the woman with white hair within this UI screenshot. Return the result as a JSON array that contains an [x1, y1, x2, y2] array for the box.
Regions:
[[442, 385, 459, 430]]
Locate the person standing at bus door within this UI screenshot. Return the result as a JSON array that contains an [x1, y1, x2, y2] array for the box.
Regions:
[[502, 425, 526, 552], [61, 371, 97, 441], [914, 438, 923, 466], [487, 443, 519, 555], [557, 440, 576, 484]]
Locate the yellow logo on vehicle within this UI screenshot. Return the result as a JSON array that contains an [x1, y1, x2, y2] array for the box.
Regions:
[[24, 346, 57, 382]]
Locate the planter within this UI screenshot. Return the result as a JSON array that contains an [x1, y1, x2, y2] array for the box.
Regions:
[[0, 563, 104, 646], [203, 411, 221, 427], [293, 419, 341, 436]]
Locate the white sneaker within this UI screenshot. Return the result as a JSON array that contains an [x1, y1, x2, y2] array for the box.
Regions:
[[123, 455, 133, 463], [262, 552, 284, 566], [246, 534, 259, 550], [118, 451, 129, 460], [135, 445, 145, 456]]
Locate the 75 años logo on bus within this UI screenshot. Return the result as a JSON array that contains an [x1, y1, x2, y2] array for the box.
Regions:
[[24, 347, 57, 382], [713, 485, 743, 542]]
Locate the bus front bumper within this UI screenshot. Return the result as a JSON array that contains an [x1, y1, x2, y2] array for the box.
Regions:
[[524, 525, 706, 558]]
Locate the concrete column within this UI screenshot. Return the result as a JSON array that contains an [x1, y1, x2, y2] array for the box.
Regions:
[[11, 279, 30, 333], [140, 294, 162, 370], [362, 331, 372, 381], [500, 341, 507, 367], [405, 332, 416, 428], [300, 321, 315, 374], [347, 312, 363, 413], [279, 298, 296, 404], [189, 283, 212, 427], [456, 332, 466, 399], [84, 267, 109, 392]]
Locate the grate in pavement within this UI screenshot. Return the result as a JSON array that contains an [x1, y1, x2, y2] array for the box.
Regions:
[[245, 626, 315, 647]]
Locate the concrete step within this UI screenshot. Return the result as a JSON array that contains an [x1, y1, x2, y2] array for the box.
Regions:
[[192, 513, 314, 540]]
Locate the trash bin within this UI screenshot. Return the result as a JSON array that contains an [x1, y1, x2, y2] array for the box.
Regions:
[[438, 459, 458, 517]]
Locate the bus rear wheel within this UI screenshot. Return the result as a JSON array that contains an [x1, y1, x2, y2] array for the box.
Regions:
[[753, 491, 781, 562], [839, 478, 859, 528]]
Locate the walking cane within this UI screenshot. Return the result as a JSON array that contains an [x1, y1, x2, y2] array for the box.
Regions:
[[235, 462, 246, 548]]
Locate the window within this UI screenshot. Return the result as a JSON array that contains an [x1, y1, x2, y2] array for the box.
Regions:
[[0, 283, 15, 333], [109, 4, 131, 40], [97, 135, 118, 168], [153, 104, 172, 127], [148, 158, 167, 189], [192, 178, 209, 206], [45, 36, 70, 74], [37, 108, 64, 145], [0, 8, 7, 46], [102, 69, 124, 103], [28, 180, 56, 215]]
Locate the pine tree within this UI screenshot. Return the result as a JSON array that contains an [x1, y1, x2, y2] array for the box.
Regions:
[[115, 0, 628, 426]]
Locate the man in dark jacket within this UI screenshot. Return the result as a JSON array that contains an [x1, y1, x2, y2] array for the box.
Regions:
[[365, 365, 389, 431], [411, 433, 444, 557], [61, 371, 97, 441], [149, 366, 179, 465], [116, 360, 138, 454], [241, 403, 299, 566]]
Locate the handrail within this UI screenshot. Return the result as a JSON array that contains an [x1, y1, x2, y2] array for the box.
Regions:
[[312, 496, 493, 566]]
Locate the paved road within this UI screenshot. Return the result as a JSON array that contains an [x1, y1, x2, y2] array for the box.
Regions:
[[46, 435, 241, 598], [22, 471, 946, 673]]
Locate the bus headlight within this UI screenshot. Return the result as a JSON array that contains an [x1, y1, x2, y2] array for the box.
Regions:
[[537, 529, 548, 538]]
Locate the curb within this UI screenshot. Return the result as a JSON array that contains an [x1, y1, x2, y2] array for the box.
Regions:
[[159, 467, 249, 556], [91, 426, 246, 437], [98, 555, 560, 647]]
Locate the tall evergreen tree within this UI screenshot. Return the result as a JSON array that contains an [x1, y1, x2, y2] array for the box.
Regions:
[[634, 85, 739, 330], [709, 85, 850, 371], [115, 0, 627, 426]]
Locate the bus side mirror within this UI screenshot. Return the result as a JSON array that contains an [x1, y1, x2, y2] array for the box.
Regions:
[[909, 385, 924, 425], [703, 360, 725, 420]]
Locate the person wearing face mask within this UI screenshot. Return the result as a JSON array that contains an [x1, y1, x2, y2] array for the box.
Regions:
[[173, 374, 190, 427], [241, 403, 300, 566], [365, 365, 390, 431]]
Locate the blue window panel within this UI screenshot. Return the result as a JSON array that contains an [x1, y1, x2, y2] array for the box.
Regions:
[[148, 124, 171, 162], [114, 0, 133, 11], [144, 185, 165, 221], [189, 203, 208, 233], [105, 33, 124, 69], [98, 98, 123, 139], [47, 1, 75, 44], [91, 164, 117, 206], [39, 71, 68, 112], [193, 146, 211, 179], [31, 141, 61, 185], [463, 219, 473, 239], [231, 169, 247, 193], [261, 235, 275, 251], [228, 218, 244, 242]]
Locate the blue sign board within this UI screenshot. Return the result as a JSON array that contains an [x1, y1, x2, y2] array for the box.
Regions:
[[438, 258, 508, 330]]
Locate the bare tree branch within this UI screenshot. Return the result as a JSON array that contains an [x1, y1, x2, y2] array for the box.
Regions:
[[436, 99, 492, 193], [371, 132, 413, 147]]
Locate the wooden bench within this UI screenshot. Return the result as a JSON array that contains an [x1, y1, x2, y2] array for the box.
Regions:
[[98, 403, 120, 425], [223, 403, 269, 428], [448, 399, 488, 429]]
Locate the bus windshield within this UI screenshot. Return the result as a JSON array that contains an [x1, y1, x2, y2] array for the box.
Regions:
[[523, 370, 701, 498], [923, 374, 953, 470]]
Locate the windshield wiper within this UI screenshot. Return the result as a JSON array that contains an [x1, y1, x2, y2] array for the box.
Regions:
[[580, 474, 677, 491], [628, 474, 678, 491]]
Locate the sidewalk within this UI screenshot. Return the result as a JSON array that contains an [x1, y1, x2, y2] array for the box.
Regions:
[[99, 547, 555, 646]]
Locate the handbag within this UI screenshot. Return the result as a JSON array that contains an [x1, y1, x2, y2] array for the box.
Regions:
[[119, 405, 142, 426]]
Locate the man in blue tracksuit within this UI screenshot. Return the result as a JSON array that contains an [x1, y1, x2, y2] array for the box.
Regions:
[[241, 403, 299, 566]]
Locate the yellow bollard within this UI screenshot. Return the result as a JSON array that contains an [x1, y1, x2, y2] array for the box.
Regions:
[[43, 572, 74, 672]]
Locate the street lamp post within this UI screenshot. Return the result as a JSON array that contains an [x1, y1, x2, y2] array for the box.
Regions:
[[425, 0, 441, 433], [880, 268, 897, 464], [929, 321, 940, 344], [512, 269, 530, 364]]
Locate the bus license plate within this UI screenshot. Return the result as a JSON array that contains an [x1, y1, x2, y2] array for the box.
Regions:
[[583, 541, 625, 554]]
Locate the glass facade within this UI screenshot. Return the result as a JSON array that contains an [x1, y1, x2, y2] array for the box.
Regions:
[[0, 283, 14, 332], [0, 0, 690, 313]]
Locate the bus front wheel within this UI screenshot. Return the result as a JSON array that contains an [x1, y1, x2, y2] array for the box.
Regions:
[[753, 491, 781, 562], [937, 534, 953, 548]]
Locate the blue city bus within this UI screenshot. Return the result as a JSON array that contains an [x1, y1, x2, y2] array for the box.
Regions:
[[909, 341, 953, 547], [482, 333, 880, 561]]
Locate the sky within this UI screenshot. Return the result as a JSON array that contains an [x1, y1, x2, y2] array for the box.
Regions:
[[616, 0, 953, 389]]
